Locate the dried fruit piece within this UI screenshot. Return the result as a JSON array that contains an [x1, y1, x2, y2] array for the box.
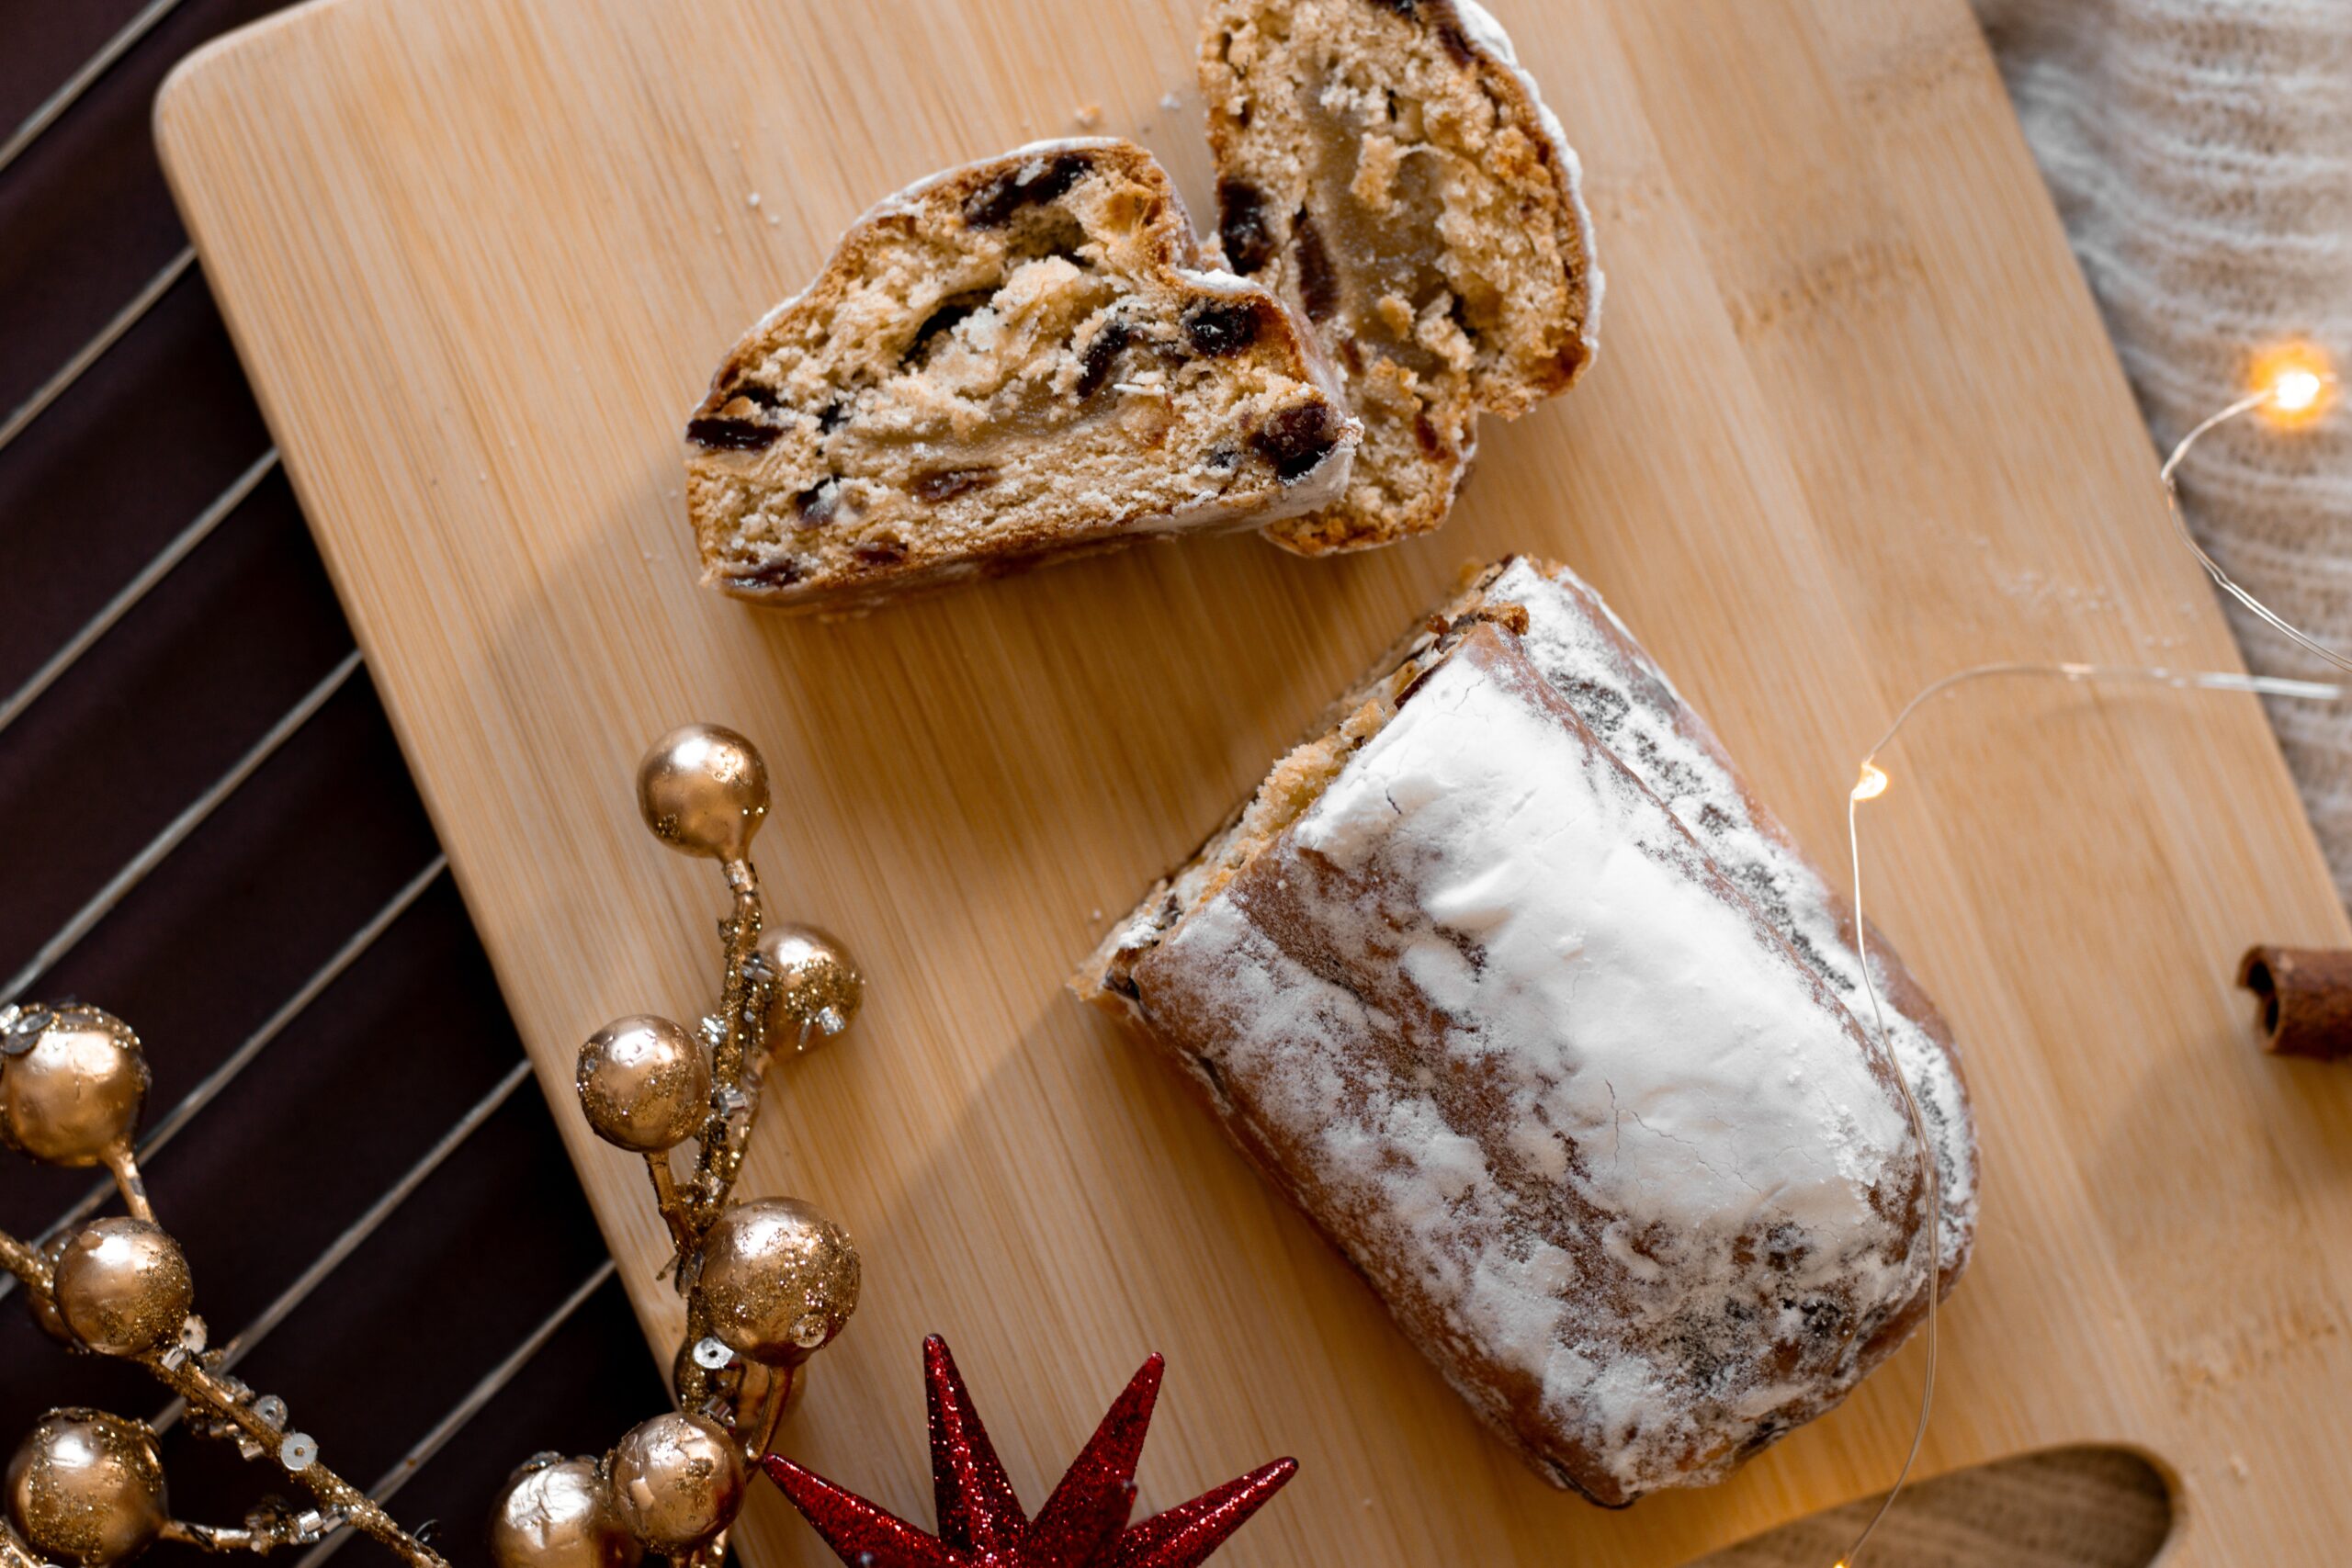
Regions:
[[910, 467, 997, 503], [1075, 319, 1136, 398], [1250, 401, 1344, 480], [686, 418, 779, 453], [1181, 298, 1264, 356], [962, 152, 1092, 228], [1217, 178, 1278, 273]]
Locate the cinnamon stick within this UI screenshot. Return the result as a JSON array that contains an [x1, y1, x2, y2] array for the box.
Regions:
[[2237, 946, 2352, 1059]]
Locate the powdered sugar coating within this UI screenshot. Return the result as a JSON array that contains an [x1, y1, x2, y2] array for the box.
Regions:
[[1487, 559, 1978, 1268], [1136, 634, 1932, 1502]]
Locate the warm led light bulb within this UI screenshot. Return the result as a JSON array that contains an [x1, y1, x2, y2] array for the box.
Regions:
[[2274, 367, 2324, 414], [2251, 341, 2335, 429], [1851, 762, 1889, 802]]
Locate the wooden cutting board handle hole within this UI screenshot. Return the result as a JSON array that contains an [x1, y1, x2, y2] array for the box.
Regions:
[[1680, 1445, 2174, 1568]]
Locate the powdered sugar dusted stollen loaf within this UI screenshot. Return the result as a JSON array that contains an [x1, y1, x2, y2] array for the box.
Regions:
[[685, 139, 1359, 614], [1077, 579, 1975, 1504], [1200, 0, 1600, 555], [1472, 558, 1979, 1280]]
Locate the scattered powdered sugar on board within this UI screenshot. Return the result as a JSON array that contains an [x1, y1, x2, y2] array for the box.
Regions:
[[1148, 643, 1928, 1499], [1489, 558, 1979, 1264]]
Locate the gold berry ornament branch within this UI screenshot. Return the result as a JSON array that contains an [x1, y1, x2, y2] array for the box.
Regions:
[[0, 724, 868, 1568], [0, 1001, 446, 1568], [486, 725, 866, 1568]]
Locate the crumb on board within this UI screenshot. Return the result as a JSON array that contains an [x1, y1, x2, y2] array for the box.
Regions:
[[1074, 101, 1104, 130], [1160, 91, 1182, 110]]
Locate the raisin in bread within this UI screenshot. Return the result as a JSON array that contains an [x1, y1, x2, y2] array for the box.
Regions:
[[684, 139, 1360, 614], [1076, 561, 1973, 1504], [1200, 0, 1601, 554]]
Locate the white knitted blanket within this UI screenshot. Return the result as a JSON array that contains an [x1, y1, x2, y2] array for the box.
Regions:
[[1973, 0, 2352, 902]]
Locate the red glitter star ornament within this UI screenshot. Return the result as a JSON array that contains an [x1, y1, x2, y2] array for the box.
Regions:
[[762, 1335, 1297, 1568]]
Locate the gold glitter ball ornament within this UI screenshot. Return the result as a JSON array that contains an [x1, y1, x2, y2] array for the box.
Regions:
[[605, 1413, 744, 1553], [51, 1220, 193, 1358], [488, 1456, 643, 1568], [5, 1409, 169, 1568], [576, 1017, 710, 1154], [0, 1008, 149, 1168], [636, 726, 768, 863], [692, 1198, 860, 1366], [751, 924, 863, 1045]]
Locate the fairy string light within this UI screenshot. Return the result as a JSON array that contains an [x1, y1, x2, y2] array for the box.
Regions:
[[1832, 346, 2341, 1568]]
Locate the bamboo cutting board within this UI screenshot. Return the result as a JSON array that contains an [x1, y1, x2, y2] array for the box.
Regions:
[[154, 0, 2352, 1562]]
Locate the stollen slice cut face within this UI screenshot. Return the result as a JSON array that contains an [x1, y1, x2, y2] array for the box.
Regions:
[[684, 138, 1360, 615], [1201, 0, 1601, 554]]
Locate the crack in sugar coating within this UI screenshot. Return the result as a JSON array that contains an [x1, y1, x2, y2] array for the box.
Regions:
[[1200, 0, 1600, 554], [684, 140, 1359, 614]]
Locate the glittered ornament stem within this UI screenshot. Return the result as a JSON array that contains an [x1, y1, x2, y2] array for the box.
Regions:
[[1, 1523, 46, 1568], [0, 1226, 43, 1296], [740, 1362, 794, 1459], [691, 861, 769, 1230], [96, 1145, 154, 1224], [162, 1519, 281, 1554], [501, 726, 865, 1568], [674, 1292, 721, 1415], [645, 1150, 698, 1260], [143, 1358, 434, 1563]]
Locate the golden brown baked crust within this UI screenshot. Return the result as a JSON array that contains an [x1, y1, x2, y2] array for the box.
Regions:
[[684, 139, 1359, 615], [1200, 0, 1600, 553]]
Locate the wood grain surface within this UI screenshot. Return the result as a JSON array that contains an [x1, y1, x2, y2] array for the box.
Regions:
[[153, 0, 2352, 1563]]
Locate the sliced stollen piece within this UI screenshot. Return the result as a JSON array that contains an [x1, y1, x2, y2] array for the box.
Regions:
[[1077, 582, 1975, 1505], [685, 138, 1361, 614], [1200, 0, 1600, 554]]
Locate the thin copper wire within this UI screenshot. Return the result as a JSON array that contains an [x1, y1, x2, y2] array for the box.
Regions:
[[289, 1261, 621, 1568], [149, 1056, 537, 1435], [1831, 375, 2342, 1567], [0, 247, 197, 456]]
